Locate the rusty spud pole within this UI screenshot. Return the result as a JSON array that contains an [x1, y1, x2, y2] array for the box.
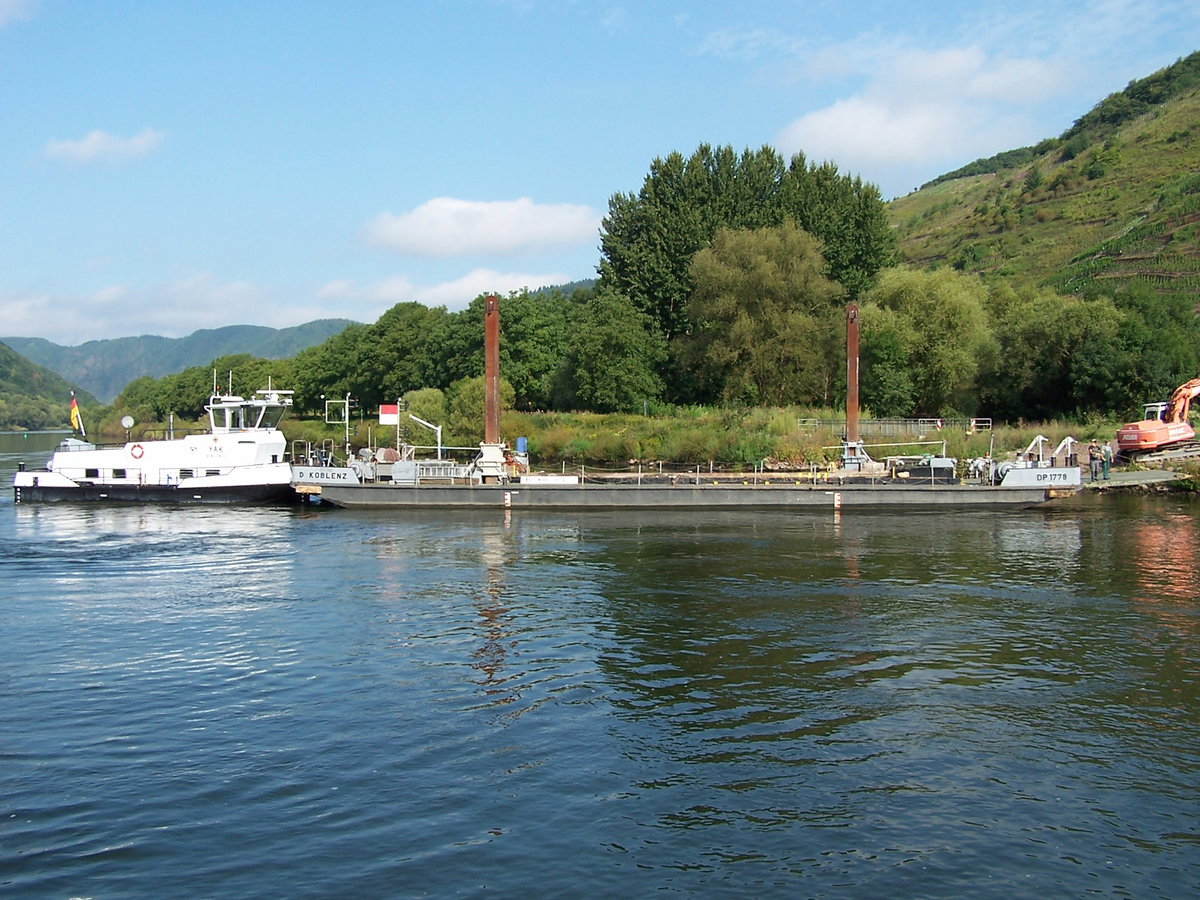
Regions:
[[484, 294, 501, 444], [846, 304, 859, 444]]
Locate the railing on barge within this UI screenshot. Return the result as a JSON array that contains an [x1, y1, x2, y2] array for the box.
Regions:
[[797, 417, 991, 436]]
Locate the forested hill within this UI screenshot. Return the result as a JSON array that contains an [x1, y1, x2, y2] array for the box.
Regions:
[[0, 342, 97, 431], [3, 319, 356, 403], [889, 51, 1200, 299]]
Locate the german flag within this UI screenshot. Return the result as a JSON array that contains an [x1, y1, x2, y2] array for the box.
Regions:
[[69, 392, 86, 438]]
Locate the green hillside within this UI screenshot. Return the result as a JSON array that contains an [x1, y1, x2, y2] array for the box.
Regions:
[[3, 319, 356, 403], [0, 341, 97, 430], [889, 52, 1200, 300]]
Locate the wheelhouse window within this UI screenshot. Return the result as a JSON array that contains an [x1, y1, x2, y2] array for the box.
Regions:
[[212, 406, 246, 430], [260, 405, 287, 429]]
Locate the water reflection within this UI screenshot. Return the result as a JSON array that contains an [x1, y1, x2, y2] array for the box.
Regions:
[[474, 523, 515, 701], [4, 503, 302, 621], [2, 489, 1199, 896], [585, 506, 1196, 853], [1129, 511, 1200, 607]]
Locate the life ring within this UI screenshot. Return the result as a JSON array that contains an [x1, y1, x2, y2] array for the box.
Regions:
[[130, 443, 144, 459]]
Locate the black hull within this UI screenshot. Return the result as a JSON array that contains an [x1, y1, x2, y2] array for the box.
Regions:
[[14, 483, 299, 505]]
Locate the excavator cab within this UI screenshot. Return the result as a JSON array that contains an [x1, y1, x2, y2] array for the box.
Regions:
[[1142, 402, 1168, 421]]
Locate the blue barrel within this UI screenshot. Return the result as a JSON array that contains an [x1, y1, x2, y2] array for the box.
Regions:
[[515, 436, 527, 453]]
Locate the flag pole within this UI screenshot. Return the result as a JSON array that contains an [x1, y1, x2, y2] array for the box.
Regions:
[[69, 391, 86, 439]]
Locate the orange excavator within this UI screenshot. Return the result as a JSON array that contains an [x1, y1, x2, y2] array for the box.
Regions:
[[1116, 376, 1200, 455]]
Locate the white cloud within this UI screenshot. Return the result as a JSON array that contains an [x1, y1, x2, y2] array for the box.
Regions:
[[965, 56, 1065, 103], [44, 128, 166, 165], [419, 268, 571, 309], [0, 290, 52, 337], [315, 280, 355, 300], [0, 0, 38, 28], [868, 47, 1065, 105], [778, 97, 960, 168], [367, 277, 419, 304], [364, 197, 600, 258], [311, 268, 571, 322], [82, 284, 131, 310], [161, 274, 260, 310], [775, 45, 1066, 196], [1, 276, 271, 344]]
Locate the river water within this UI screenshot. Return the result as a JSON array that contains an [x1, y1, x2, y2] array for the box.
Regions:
[[1, 445, 1198, 898]]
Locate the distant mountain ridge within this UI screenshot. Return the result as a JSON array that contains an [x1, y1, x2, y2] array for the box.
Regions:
[[0, 341, 98, 430], [3, 319, 357, 402]]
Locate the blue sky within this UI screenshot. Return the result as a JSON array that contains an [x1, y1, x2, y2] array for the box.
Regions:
[[2, 0, 1197, 344]]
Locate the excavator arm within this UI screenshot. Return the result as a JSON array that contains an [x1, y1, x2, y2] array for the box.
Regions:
[[1164, 377, 1200, 423]]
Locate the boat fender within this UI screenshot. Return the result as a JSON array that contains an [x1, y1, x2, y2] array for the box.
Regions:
[[130, 443, 145, 459]]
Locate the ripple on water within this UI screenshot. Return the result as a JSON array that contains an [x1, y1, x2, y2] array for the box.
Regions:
[[1, 500, 1199, 896]]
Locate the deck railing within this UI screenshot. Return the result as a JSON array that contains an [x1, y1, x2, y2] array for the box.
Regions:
[[797, 417, 991, 436]]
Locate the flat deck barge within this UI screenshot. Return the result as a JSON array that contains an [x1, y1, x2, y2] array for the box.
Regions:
[[307, 478, 1072, 510]]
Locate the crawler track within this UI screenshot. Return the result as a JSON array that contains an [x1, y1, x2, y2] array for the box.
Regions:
[[1122, 442, 1200, 464]]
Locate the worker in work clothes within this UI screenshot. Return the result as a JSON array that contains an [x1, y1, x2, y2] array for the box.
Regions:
[[1102, 442, 1113, 480], [1088, 440, 1101, 482]]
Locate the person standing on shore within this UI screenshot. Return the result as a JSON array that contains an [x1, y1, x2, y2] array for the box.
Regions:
[[1102, 442, 1113, 480], [1088, 440, 1101, 482]]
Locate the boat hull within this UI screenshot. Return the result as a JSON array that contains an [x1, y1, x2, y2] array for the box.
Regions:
[[13, 481, 298, 505], [314, 481, 1059, 510]]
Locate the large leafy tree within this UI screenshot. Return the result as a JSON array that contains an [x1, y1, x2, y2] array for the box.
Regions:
[[859, 268, 997, 416], [1104, 283, 1200, 411], [684, 222, 845, 405], [347, 302, 453, 409], [857, 307, 918, 417], [554, 287, 667, 413], [778, 155, 896, 300], [112, 375, 161, 424], [497, 290, 574, 410], [292, 323, 369, 414], [599, 143, 895, 348], [291, 304, 451, 413], [982, 288, 1144, 419]]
